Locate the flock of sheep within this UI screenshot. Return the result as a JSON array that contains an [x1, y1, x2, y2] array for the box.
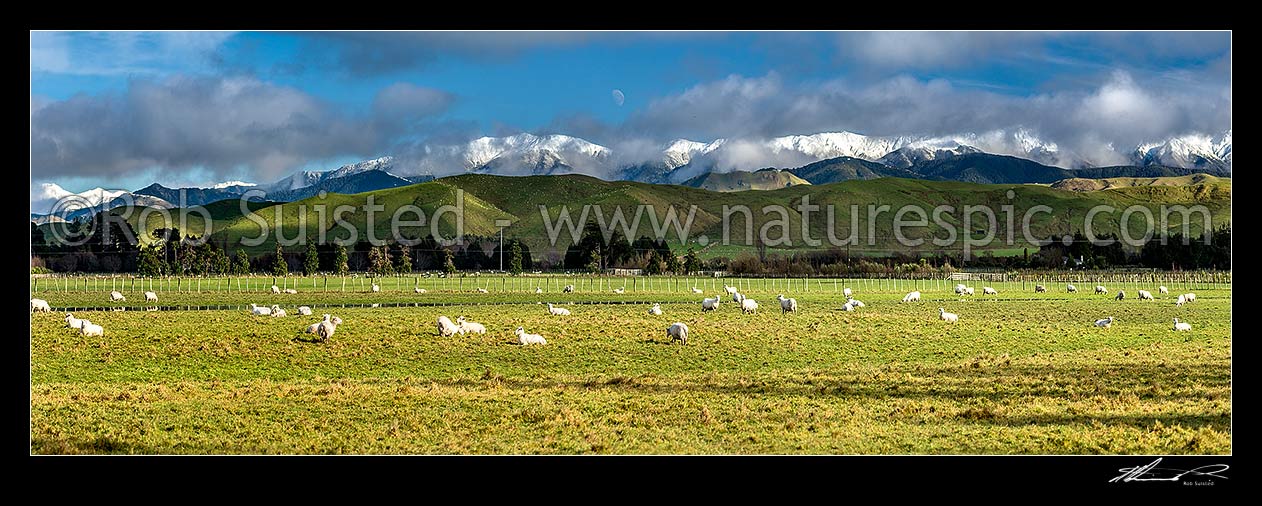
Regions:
[[30, 279, 1204, 343]]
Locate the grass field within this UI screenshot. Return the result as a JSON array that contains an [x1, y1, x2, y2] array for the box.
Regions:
[[30, 279, 1231, 454]]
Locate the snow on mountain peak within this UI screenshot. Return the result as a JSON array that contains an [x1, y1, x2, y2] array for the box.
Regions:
[[210, 180, 257, 189]]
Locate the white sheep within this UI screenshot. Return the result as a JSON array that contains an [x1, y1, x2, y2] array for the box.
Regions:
[[843, 287, 852, 297], [938, 308, 958, 323], [776, 294, 798, 314], [477, 288, 489, 294], [1095, 285, 1107, 294], [546, 303, 571, 316], [110, 291, 125, 301], [371, 283, 380, 293], [1173, 318, 1191, 332], [702, 295, 721, 312], [1035, 285, 1047, 293], [724, 285, 738, 294], [740, 298, 758, 314], [297, 306, 313, 316], [1176, 294, 1187, 306], [648, 303, 663, 316], [250, 303, 272, 316], [271, 285, 280, 294], [691, 287, 703, 294], [613, 287, 625, 294], [954, 283, 967, 294], [283, 288, 298, 294], [314, 316, 342, 341], [1158, 286, 1169, 295], [437, 315, 460, 336], [563, 284, 575, 293], [983, 287, 997, 295], [1185, 293, 1197, 303], [415, 287, 427, 294], [1115, 290, 1125, 301], [270, 305, 287, 317], [306, 314, 331, 335], [964, 287, 975, 296], [731, 291, 745, 303], [31, 298, 51, 312], [515, 326, 547, 345], [144, 291, 158, 302], [1094, 317, 1114, 328], [456, 316, 487, 335], [666, 322, 689, 345], [841, 301, 854, 312], [535, 287, 543, 294], [902, 291, 921, 303], [1067, 284, 1077, 293], [1137, 290, 1154, 300], [846, 296, 865, 308], [65, 313, 84, 329], [80, 320, 104, 337]]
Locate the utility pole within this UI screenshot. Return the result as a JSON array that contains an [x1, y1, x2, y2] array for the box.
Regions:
[[496, 219, 511, 273]]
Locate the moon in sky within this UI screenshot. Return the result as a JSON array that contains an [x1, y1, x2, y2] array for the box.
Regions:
[[611, 89, 625, 106]]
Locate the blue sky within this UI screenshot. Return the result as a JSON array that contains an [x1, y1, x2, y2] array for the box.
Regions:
[[31, 31, 1231, 196]]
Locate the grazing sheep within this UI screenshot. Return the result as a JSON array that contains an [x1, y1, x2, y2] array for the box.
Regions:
[[249, 303, 272, 316], [563, 284, 575, 293], [65, 313, 84, 329], [1094, 317, 1114, 328], [110, 291, 125, 301], [843, 287, 852, 297], [270, 305, 287, 317], [841, 301, 855, 312], [1115, 290, 1125, 301], [1158, 286, 1169, 295], [31, 298, 51, 312], [731, 291, 745, 303], [724, 285, 738, 294], [80, 320, 104, 337], [371, 283, 380, 293], [938, 308, 958, 323], [1173, 318, 1191, 332], [954, 283, 967, 294], [983, 287, 997, 295], [546, 303, 571, 316], [691, 287, 703, 294], [648, 303, 663, 316], [1176, 294, 1187, 306], [144, 291, 158, 302], [666, 322, 689, 345], [436, 316, 460, 337], [846, 296, 865, 308], [613, 287, 625, 294], [702, 295, 721, 312], [1137, 290, 1154, 300], [271, 285, 280, 294], [306, 314, 332, 335], [455, 316, 487, 335], [902, 291, 921, 303], [1067, 284, 1078, 293], [776, 294, 798, 315], [536, 287, 543, 294], [1035, 285, 1047, 293], [963, 287, 975, 296], [415, 287, 427, 294], [1095, 285, 1107, 294], [740, 298, 758, 314], [283, 288, 298, 294], [297, 306, 313, 316], [515, 326, 547, 345], [1185, 293, 1197, 303]]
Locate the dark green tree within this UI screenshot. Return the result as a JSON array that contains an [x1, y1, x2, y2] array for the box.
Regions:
[[137, 244, 166, 276], [684, 247, 702, 275], [443, 248, 457, 274], [509, 240, 523, 275], [334, 243, 349, 275], [395, 244, 412, 274], [368, 245, 394, 277], [643, 250, 663, 275], [304, 242, 319, 276], [586, 250, 602, 274], [272, 243, 288, 276], [664, 248, 682, 274], [234, 249, 251, 275]]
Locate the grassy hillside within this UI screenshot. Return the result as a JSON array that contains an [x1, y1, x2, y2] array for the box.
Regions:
[[157, 174, 1233, 258], [1051, 174, 1227, 192], [682, 169, 812, 192]]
